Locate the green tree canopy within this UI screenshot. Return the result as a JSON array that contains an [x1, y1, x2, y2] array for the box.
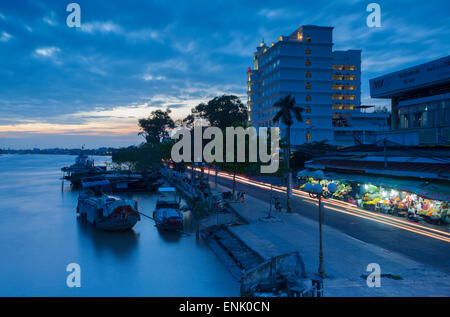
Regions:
[[112, 141, 174, 172], [138, 109, 175, 144], [183, 95, 248, 130]]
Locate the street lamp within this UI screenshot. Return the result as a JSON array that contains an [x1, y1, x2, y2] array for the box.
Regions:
[[303, 170, 337, 283]]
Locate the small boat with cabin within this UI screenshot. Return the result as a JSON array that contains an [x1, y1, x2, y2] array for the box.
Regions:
[[61, 151, 107, 187], [153, 187, 183, 231], [77, 179, 140, 231]]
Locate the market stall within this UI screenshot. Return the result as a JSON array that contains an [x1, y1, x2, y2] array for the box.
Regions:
[[296, 169, 450, 225]]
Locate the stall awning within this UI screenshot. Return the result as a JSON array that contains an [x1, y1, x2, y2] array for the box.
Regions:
[[297, 169, 316, 178], [320, 171, 450, 202]]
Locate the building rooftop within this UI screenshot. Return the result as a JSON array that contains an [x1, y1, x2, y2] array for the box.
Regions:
[[305, 140, 450, 181], [370, 55, 450, 98]]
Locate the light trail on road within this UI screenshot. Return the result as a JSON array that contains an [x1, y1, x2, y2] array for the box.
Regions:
[[194, 167, 450, 243]]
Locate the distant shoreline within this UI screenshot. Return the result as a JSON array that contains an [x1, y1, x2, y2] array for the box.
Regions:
[[1, 149, 114, 156]]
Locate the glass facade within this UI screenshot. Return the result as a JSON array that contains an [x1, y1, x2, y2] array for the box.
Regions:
[[399, 99, 450, 129]]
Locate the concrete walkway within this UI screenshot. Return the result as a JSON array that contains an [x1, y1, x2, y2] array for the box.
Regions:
[[210, 181, 450, 297]]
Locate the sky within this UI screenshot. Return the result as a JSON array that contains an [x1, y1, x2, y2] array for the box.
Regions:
[[0, 0, 449, 149]]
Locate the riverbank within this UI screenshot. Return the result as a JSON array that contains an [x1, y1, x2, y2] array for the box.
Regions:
[[162, 168, 320, 296], [206, 178, 450, 297]]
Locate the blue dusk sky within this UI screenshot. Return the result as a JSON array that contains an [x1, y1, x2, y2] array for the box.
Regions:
[[0, 0, 449, 149]]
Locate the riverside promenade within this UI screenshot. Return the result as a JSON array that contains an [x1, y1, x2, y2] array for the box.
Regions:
[[209, 181, 450, 297]]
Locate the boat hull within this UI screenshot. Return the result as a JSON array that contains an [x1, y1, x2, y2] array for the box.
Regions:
[[96, 215, 140, 231], [153, 211, 183, 232], [78, 195, 140, 232], [154, 219, 183, 232]]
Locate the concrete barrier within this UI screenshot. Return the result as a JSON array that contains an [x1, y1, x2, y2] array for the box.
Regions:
[[240, 251, 307, 295]]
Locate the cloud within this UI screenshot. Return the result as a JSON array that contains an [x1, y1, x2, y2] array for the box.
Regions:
[[0, 31, 12, 42], [166, 103, 185, 109], [143, 74, 166, 81], [258, 8, 285, 19], [34, 46, 61, 57], [127, 29, 161, 42], [258, 8, 301, 20], [42, 12, 57, 26], [80, 21, 123, 34], [80, 21, 162, 43]]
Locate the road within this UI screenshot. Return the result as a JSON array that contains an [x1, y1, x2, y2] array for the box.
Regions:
[[197, 168, 450, 273]]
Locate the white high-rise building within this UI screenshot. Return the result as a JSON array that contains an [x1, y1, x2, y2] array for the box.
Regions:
[[247, 25, 376, 146]]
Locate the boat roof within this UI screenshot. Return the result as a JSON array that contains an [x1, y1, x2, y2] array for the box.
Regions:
[[158, 187, 176, 192]]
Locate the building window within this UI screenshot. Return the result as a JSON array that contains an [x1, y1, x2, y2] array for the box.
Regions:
[[305, 59, 311, 66], [305, 72, 311, 78], [305, 133, 312, 141], [305, 95, 311, 102], [333, 65, 344, 70], [342, 75, 356, 80], [344, 84, 356, 90], [332, 94, 343, 100], [305, 107, 311, 113], [343, 65, 356, 71], [305, 48, 311, 54], [305, 119, 311, 125], [305, 82, 311, 89], [305, 35, 311, 42], [297, 32, 303, 41], [332, 84, 343, 90]]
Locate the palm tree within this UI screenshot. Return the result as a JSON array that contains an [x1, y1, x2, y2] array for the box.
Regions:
[[272, 95, 304, 213]]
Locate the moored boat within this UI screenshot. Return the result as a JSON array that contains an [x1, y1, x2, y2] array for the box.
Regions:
[[77, 179, 140, 231], [153, 187, 183, 231], [82, 172, 163, 192], [61, 152, 107, 187]]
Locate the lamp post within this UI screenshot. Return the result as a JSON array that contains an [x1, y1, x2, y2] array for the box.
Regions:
[[303, 170, 337, 286]]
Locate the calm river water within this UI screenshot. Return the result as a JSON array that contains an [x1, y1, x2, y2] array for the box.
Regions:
[[0, 154, 239, 296]]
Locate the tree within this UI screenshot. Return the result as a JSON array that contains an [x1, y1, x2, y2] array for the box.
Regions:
[[272, 95, 303, 213], [112, 141, 174, 172], [184, 95, 248, 130], [138, 109, 175, 144]]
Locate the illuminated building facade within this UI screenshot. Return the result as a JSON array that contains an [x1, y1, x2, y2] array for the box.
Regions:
[[247, 25, 364, 146], [370, 55, 450, 145]]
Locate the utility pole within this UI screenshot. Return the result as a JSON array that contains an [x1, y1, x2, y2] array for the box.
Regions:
[[318, 195, 325, 278]]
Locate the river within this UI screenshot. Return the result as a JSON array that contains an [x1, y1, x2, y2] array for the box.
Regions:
[[0, 154, 239, 296]]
